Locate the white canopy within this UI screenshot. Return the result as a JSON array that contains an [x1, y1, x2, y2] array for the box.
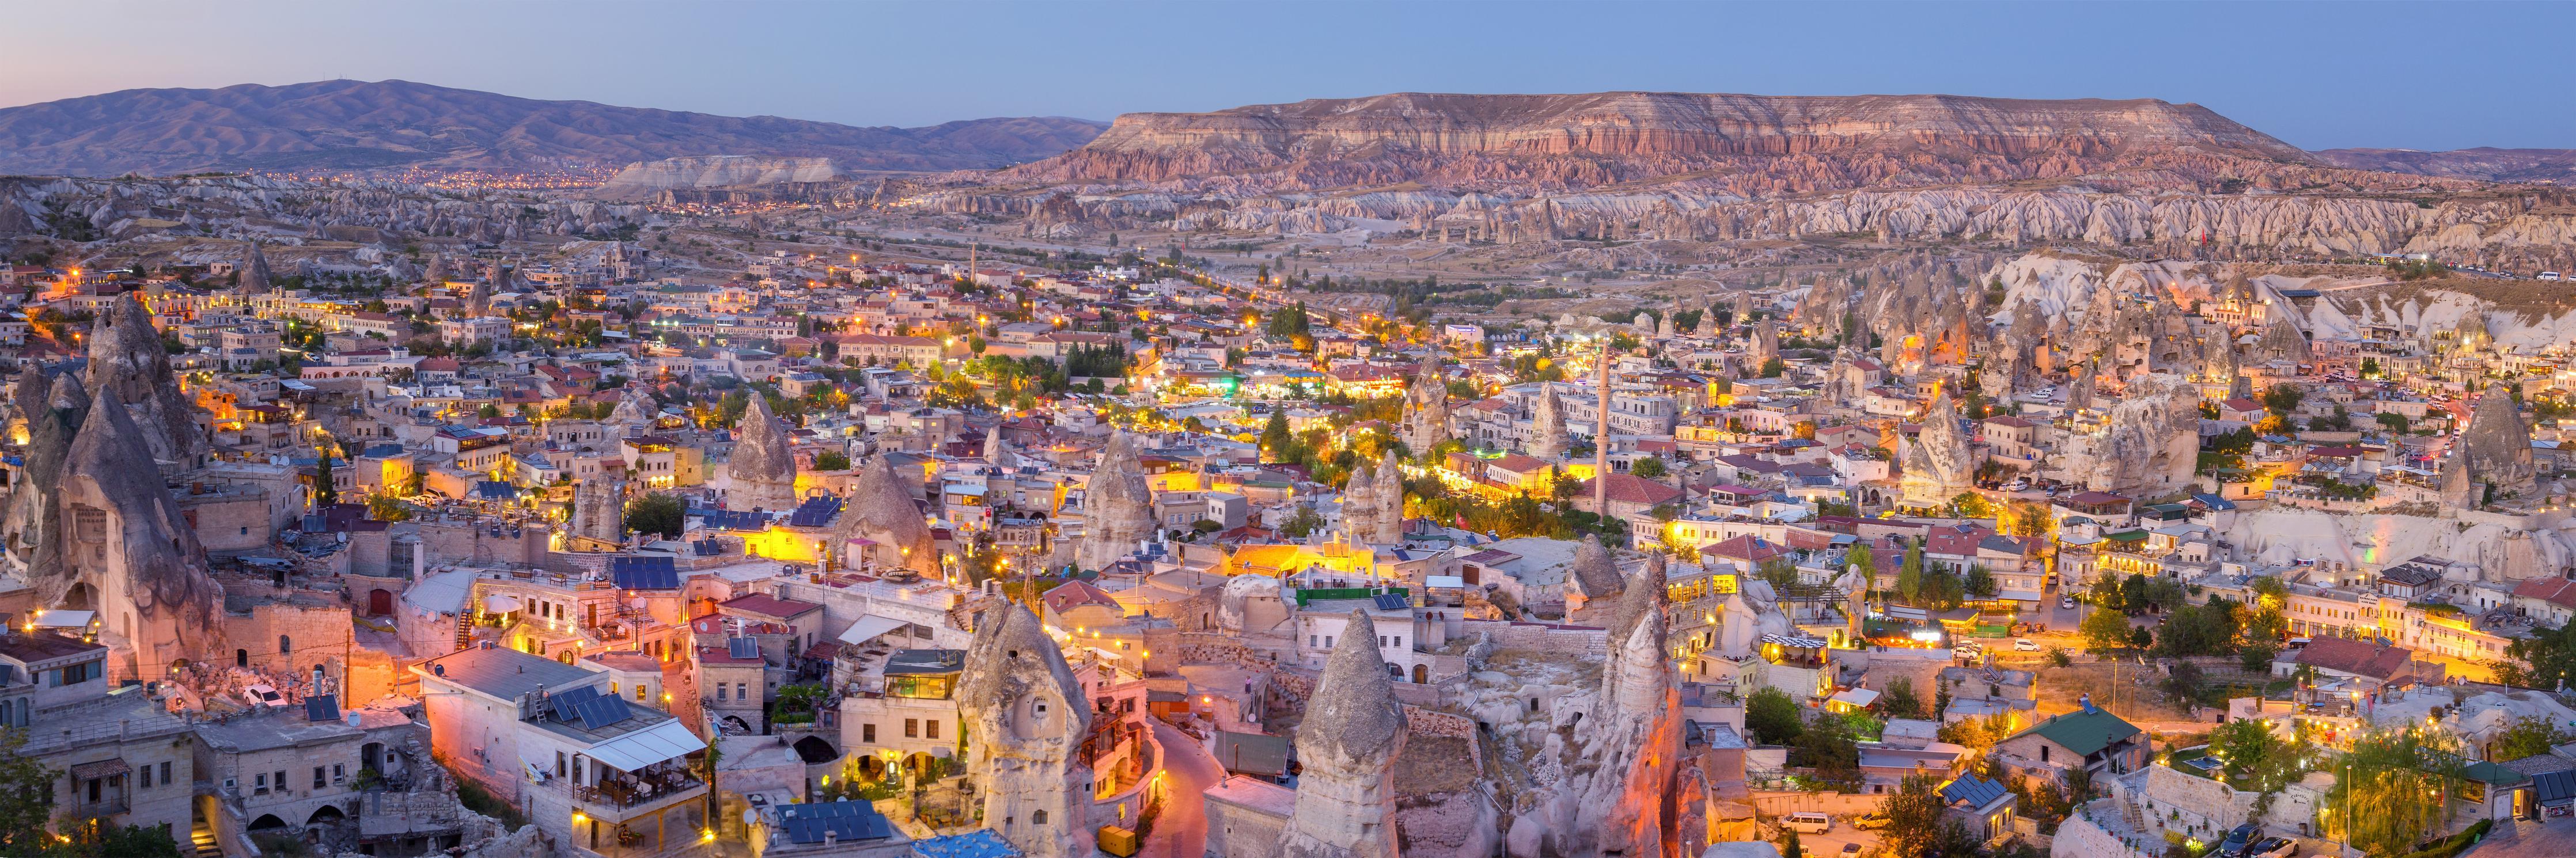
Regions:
[[837, 614, 910, 646], [586, 719, 706, 772], [1828, 688, 1882, 709], [32, 610, 94, 629], [483, 594, 524, 614]]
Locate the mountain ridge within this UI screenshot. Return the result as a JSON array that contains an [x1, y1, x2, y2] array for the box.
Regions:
[[2313, 147, 2576, 184], [0, 79, 1108, 177]]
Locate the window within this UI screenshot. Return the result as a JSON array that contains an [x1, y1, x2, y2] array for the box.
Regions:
[[139, 766, 151, 789], [636, 685, 647, 702], [863, 724, 876, 743], [557, 752, 567, 778], [254, 773, 268, 795], [314, 767, 327, 789], [904, 719, 919, 739], [274, 771, 285, 794], [717, 684, 727, 701], [280, 635, 291, 654], [926, 720, 940, 740], [737, 682, 747, 701], [1308, 635, 1317, 647], [334, 764, 344, 783], [1032, 810, 1048, 825]]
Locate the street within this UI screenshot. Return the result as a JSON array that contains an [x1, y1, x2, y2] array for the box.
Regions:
[[1795, 823, 1883, 858], [1140, 721, 1221, 858]]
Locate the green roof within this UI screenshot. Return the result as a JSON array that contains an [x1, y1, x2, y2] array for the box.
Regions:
[[2463, 759, 2529, 786], [2104, 530, 2151, 543], [2014, 708, 2141, 757]]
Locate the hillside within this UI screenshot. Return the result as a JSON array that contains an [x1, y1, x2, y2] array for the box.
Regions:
[[1001, 90, 2355, 194], [0, 79, 1108, 176], [2314, 147, 2576, 184]]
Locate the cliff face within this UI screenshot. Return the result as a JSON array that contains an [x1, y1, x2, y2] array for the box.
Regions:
[[1009, 91, 2326, 193], [2317, 147, 2576, 184]]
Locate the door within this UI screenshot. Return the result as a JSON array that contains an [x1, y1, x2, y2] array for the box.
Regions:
[[369, 589, 393, 616]]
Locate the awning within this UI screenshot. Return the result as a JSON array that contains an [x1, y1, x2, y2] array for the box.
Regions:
[[33, 610, 95, 629], [837, 615, 910, 646], [1422, 575, 1467, 589], [1760, 633, 1828, 649], [483, 594, 524, 614], [1828, 688, 1882, 709], [69, 759, 130, 780], [586, 719, 706, 772]]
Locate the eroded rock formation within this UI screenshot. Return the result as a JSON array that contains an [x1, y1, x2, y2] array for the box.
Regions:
[[959, 602, 1094, 858], [44, 388, 225, 679], [1076, 430, 1155, 571], [1277, 610, 1406, 858], [835, 454, 937, 575], [2462, 382, 2540, 501], [85, 293, 207, 468], [2059, 373, 2203, 499], [1898, 390, 1974, 508], [725, 394, 797, 512]]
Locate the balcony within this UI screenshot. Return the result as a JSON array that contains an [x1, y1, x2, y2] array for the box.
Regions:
[[570, 761, 704, 813], [71, 796, 130, 818]]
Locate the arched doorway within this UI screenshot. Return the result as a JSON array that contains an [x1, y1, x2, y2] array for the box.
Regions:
[[248, 814, 287, 832], [362, 742, 384, 774], [792, 736, 838, 765], [854, 756, 885, 781], [902, 753, 937, 782], [1411, 664, 1427, 684], [63, 582, 96, 611], [369, 589, 393, 616], [306, 805, 345, 825], [236, 650, 249, 668]]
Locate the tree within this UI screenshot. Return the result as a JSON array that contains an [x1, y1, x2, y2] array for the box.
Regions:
[[1281, 504, 1325, 538], [1880, 677, 1926, 719], [1793, 711, 1860, 784], [1882, 771, 1976, 858], [625, 492, 685, 539], [2497, 620, 2576, 690], [1778, 826, 1803, 858], [2326, 727, 2469, 857], [2262, 383, 2304, 417], [813, 450, 851, 471], [1760, 356, 1785, 378], [2048, 646, 2071, 668], [2081, 605, 2134, 655], [1260, 409, 1294, 462], [1963, 566, 1998, 599], [1629, 457, 1668, 480], [1745, 686, 1804, 746], [2376, 411, 2410, 434], [313, 442, 339, 509], [0, 729, 55, 852], [2490, 715, 2569, 762], [1755, 557, 1801, 594]]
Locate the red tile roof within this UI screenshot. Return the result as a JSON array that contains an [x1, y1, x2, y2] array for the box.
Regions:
[[2294, 637, 2415, 680], [719, 594, 822, 620]]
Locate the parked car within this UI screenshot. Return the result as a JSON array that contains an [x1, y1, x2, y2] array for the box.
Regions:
[[2014, 638, 2041, 652], [2060, 595, 2078, 610], [2217, 823, 2262, 857], [1851, 811, 1891, 830], [2249, 837, 2296, 858], [1786, 811, 1832, 834], [1952, 646, 1982, 661], [1839, 844, 1864, 857], [245, 684, 285, 708]]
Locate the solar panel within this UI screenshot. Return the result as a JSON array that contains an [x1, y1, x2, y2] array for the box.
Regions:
[[574, 694, 633, 729], [550, 686, 601, 723], [728, 637, 760, 660], [1371, 593, 1410, 612], [304, 694, 340, 723], [781, 801, 894, 844], [786, 495, 840, 528], [610, 556, 679, 590]]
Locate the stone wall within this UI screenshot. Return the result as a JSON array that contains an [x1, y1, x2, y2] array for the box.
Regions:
[[1178, 633, 1280, 670], [1461, 619, 1608, 655], [2048, 813, 2161, 858]]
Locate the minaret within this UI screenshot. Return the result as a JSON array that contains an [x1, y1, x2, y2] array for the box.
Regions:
[[1594, 343, 1611, 515], [1276, 610, 1406, 858], [960, 603, 1094, 858]]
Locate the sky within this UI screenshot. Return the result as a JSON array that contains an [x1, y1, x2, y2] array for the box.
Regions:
[[6, 1, 2571, 152]]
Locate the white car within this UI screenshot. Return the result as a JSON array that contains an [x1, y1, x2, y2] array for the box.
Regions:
[[2061, 596, 2078, 610], [245, 684, 285, 708], [1952, 646, 1982, 660], [2013, 638, 2040, 652]]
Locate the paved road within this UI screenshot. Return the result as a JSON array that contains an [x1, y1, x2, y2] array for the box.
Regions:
[[1797, 824, 1884, 858], [1141, 722, 1222, 858]]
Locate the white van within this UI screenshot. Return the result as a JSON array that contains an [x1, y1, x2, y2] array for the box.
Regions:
[[1786, 812, 1833, 834]]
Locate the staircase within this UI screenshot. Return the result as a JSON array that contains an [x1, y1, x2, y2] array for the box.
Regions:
[[454, 613, 475, 653], [188, 817, 221, 858]]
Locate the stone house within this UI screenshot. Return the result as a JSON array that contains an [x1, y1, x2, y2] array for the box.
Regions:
[[0, 632, 195, 844], [1990, 704, 2149, 786], [1939, 774, 2017, 844]]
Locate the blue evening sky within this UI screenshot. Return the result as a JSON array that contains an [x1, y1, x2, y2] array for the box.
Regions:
[[5, 1, 2568, 151]]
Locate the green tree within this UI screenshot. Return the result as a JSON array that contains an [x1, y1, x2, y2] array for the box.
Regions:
[[1880, 677, 1926, 720], [1755, 557, 1801, 594], [2262, 383, 2304, 417], [1260, 409, 1294, 462], [1745, 686, 1804, 746], [313, 440, 339, 508], [2048, 646, 2072, 668], [1760, 356, 1786, 378], [2497, 620, 2576, 690], [625, 492, 685, 539], [2490, 715, 2569, 762], [1778, 826, 1803, 858], [2081, 605, 2134, 655], [1882, 771, 1979, 858], [2376, 411, 2410, 434], [813, 450, 851, 471], [1963, 566, 1997, 599], [1793, 710, 1860, 784], [1896, 544, 1926, 603], [2326, 727, 2469, 857], [1281, 504, 1325, 538], [1628, 457, 1668, 480], [0, 729, 56, 852]]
